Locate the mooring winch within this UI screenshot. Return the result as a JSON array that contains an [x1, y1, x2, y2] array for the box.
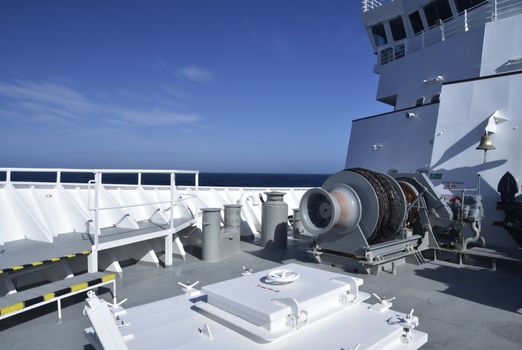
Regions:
[[300, 168, 407, 243], [298, 167, 484, 273]]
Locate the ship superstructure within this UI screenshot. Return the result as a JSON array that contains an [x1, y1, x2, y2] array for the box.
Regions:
[[348, 0, 522, 249]]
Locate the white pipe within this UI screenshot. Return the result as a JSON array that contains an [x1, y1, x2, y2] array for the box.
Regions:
[[91, 172, 101, 273]]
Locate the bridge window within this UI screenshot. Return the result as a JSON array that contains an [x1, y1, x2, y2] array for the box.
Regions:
[[431, 93, 440, 103], [408, 11, 424, 35], [390, 17, 407, 41], [371, 23, 388, 46], [423, 0, 453, 27], [454, 0, 487, 13], [416, 97, 425, 106]]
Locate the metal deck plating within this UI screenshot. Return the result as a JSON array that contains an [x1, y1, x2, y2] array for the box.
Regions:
[[2, 239, 522, 349]]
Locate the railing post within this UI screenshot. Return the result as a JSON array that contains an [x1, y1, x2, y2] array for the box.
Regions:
[[6, 170, 11, 183], [464, 9, 469, 32], [494, 0, 497, 21], [440, 20, 446, 42], [195, 172, 200, 216], [56, 171, 61, 184], [137, 172, 142, 186], [165, 172, 175, 266], [89, 171, 101, 273]]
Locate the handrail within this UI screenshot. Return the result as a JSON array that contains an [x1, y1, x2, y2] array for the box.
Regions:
[[0, 167, 199, 190], [0, 167, 199, 174], [2, 169, 201, 272], [376, 0, 522, 65], [87, 194, 197, 211], [87, 179, 96, 214], [56, 167, 202, 273], [361, 0, 392, 13]]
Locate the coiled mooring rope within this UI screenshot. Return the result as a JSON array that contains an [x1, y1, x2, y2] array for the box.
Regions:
[[348, 168, 403, 244]]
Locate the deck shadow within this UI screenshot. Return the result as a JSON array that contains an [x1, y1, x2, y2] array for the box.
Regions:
[[414, 262, 522, 313], [244, 238, 315, 265]]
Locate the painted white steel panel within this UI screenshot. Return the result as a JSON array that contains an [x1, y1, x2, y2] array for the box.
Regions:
[[346, 103, 439, 173], [0, 183, 307, 245], [432, 73, 522, 247], [480, 13, 522, 76]]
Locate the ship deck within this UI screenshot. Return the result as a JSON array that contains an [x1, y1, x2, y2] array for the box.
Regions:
[[0, 239, 521, 349]]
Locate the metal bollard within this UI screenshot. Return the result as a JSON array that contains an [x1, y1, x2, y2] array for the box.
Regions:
[[224, 204, 242, 254], [261, 192, 288, 249], [201, 208, 222, 261]]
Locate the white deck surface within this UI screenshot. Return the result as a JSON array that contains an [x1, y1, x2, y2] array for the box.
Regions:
[[112, 289, 426, 349], [202, 263, 365, 326]]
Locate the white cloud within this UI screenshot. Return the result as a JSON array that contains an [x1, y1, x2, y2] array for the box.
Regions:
[[0, 80, 96, 114], [17, 101, 86, 120], [0, 79, 200, 127], [107, 107, 199, 126], [175, 65, 213, 83]]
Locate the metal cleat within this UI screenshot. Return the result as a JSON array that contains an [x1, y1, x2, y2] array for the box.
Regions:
[[330, 276, 360, 304], [272, 297, 308, 330], [338, 292, 356, 305], [241, 265, 253, 276], [306, 242, 323, 263], [399, 309, 419, 344], [107, 298, 128, 309], [178, 281, 201, 297], [199, 323, 214, 340], [369, 293, 395, 312]]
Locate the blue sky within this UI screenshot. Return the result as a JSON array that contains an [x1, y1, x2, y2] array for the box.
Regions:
[[0, 0, 389, 173]]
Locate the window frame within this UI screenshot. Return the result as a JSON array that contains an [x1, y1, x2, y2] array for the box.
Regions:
[[454, 0, 488, 14], [389, 16, 407, 41], [408, 11, 425, 35], [371, 23, 388, 47], [423, 0, 453, 28]]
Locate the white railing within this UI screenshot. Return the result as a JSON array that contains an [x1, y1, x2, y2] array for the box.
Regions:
[[0, 167, 200, 185], [362, 0, 393, 13], [0, 167, 200, 272], [495, 0, 522, 20], [376, 0, 522, 65], [86, 170, 198, 271], [0, 167, 98, 184]]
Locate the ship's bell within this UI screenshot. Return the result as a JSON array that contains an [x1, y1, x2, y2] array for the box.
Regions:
[[476, 132, 495, 151]]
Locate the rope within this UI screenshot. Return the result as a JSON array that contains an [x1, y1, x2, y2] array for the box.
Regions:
[[347, 168, 403, 243]]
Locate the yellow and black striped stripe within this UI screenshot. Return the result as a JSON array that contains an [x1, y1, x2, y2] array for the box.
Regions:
[[0, 272, 115, 317], [0, 302, 24, 316], [0, 250, 91, 275]]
